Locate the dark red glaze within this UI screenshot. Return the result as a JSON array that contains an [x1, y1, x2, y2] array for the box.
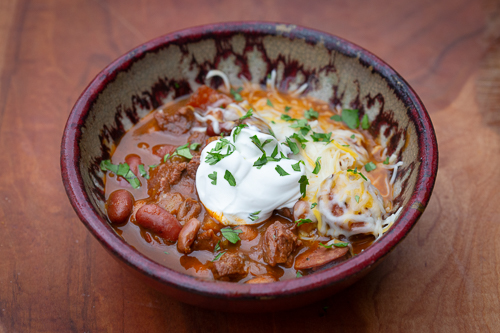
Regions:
[[60, 22, 438, 312]]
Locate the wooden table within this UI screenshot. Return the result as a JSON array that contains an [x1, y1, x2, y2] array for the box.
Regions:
[[1, 0, 498, 331]]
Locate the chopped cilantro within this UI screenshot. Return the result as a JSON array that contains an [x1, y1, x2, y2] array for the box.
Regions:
[[365, 162, 377, 172], [290, 132, 308, 144], [149, 164, 158, 169], [281, 114, 294, 122], [205, 139, 235, 165], [138, 164, 149, 179], [214, 240, 220, 252], [163, 153, 171, 162], [330, 114, 342, 121], [319, 242, 349, 249], [296, 218, 313, 227], [221, 227, 242, 244], [175, 143, 193, 159], [312, 157, 321, 174], [271, 145, 279, 158], [298, 175, 309, 198], [275, 165, 290, 176], [311, 132, 332, 143], [230, 87, 243, 101], [383, 156, 390, 165], [350, 134, 355, 139], [296, 271, 303, 278], [100, 160, 140, 189], [347, 167, 368, 181], [212, 252, 225, 262], [239, 109, 253, 120], [310, 202, 317, 209], [284, 106, 292, 112], [267, 99, 274, 107], [174, 82, 179, 89], [361, 114, 370, 130], [290, 119, 311, 136], [164, 251, 169, 255], [224, 170, 236, 186], [249, 211, 261, 222], [208, 171, 217, 185], [355, 195, 360, 203], [292, 160, 304, 172], [341, 109, 360, 129], [253, 154, 268, 168], [285, 137, 299, 154], [304, 108, 319, 120], [232, 123, 248, 142], [250, 135, 272, 153], [190, 142, 201, 151], [342, 144, 350, 147]]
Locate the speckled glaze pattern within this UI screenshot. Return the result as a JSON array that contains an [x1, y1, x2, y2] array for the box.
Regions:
[[61, 22, 438, 312]]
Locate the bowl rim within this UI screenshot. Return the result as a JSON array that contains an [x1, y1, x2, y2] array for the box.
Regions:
[[61, 21, 438, 300]]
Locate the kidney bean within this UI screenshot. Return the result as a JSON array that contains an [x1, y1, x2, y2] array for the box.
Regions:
[[294, 245, 349, 270], [125, 154, 142, 176], [135, 204, 182, 242], [106, 189, 134, 225], [177, 218, 201, 254]]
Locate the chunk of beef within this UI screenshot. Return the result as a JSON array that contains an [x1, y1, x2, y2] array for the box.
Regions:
[[262, 222, 298, 267], [235, 225, 258, 241], [186, 153, 200, 179], [193, 229, 219, 251], [154, 106, 194, 134], [213, 252, 247, 279], [187, 131, 209, 149], [147, 161, 187, 196], [177, 198, 201, 222], [187, 85, 232, 109], [156, 192, 185, 215]]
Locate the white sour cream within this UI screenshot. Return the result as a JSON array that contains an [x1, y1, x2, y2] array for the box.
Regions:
[[196, 127, 305, 225]]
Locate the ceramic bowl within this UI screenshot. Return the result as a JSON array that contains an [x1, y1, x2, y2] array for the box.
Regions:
[[61, 22, 438, 312]]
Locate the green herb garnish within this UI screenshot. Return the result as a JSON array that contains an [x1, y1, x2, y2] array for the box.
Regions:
[[275, 165, 290, 176], [230, 87, 243, 101], [138, 164, 149, 179], [310, 132, 332, 143], [149, 164, 158, 169], [214, 241, 221, 252], [304, 108, 319, 120], [292, 160, 304, 172], [281, 114, 294, 122], [232, 123, 248, 142], [347, 167, 368, 181], [175, 143, 193, 159], [221, 227, 243, 244], [310, 202, 317, 209], [355, 195, 360, 203], [350, 134, 355, 139], [249, 211, 261, 222], [330, 114, 342, 121], [285, 137, 299, 155], [298, 175, 309, 198], [296, 271, 303, 278], [361, 114, 370, 130], [295, 218, 313, 227], [190, 142, 201, 151], [163, 153, 171, 162], [312, 157, 321, 174], [364, 162, 377, 172], [212, 252, 225, 262], [100, 160, 140, 189], [319, 242, 349, 249], [267, 99, 274, 107], [224, 170, 236, 186], [208, 171, 217, 185], [285, 106, 292, 112], [239, 109, 254, 120], [341, 109, 360, 129], [383, 156, 390, 165]]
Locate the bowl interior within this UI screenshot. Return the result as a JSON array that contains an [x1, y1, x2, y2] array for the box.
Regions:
[[62, 22, 437, 301]]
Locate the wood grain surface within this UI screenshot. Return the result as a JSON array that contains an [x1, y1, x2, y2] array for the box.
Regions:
[[0, 0, 499, 332]]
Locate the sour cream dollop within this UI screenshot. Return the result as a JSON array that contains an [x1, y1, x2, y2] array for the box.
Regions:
[[196, 126, 305, 225]]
